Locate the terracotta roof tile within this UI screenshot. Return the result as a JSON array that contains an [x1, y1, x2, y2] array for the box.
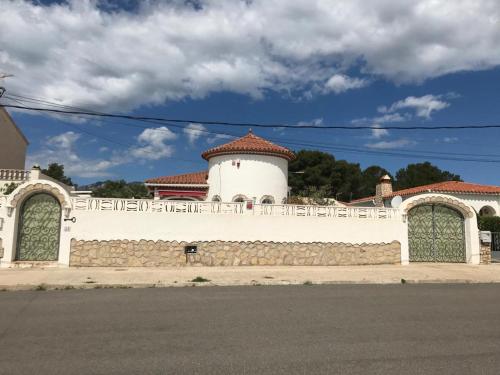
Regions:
[[349, 180, 500, 204], [386, 181, 500, 197], [202, 130, 295, 161], [145, 171, 208, 185]]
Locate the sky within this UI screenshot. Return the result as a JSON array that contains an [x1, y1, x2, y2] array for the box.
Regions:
[[1, 0, 500, 185]]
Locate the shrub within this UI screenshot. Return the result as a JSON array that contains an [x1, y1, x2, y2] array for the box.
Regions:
[[2, 182, 19, 195], [478, 216, 500, 232]]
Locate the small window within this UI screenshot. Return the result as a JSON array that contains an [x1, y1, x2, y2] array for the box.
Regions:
[[232, 194, 248, 203], [260, 195, 275, 204], [212, 195, 221, 202]]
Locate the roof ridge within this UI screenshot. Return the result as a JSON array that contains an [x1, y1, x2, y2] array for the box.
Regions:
[[145, 170, 208, 185], [201, 130, 295, 161]]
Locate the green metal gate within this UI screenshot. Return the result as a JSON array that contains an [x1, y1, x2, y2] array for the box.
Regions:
[[16, 193, 61, 261], [408, 204, 465, 263], [492, 233, 500, 252]]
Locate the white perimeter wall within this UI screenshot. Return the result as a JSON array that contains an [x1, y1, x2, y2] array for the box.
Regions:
[[207, 154, 288, 203], [0, 197, 405, 267], [71, 210, 404, 244]]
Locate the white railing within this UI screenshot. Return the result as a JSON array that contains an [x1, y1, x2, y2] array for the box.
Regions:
[[255, 203, 398, 219], [0, 169, 30, 181], [71, 198, 399, 219]]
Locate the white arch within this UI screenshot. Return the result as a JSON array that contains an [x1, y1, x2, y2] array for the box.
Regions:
[[6, 179, 72, 217], [1, 179, 73, 267], [479, 205, 496, 217], [232, 194, 248, 202], [260, 195, 275, 204], [399, 193, 479, 265]]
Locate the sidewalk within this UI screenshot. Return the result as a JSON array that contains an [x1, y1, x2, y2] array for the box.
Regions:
[[1, 264, 500, 291]]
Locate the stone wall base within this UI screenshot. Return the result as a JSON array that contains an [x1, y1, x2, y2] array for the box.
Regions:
[[480, 242, 491, 265], [70, 239, 401, 267]]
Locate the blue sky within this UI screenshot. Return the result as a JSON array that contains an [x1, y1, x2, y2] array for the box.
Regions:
[[2, 0, 500, 185]]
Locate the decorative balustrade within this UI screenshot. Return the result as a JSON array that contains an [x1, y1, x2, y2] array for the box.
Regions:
[[71, 198, 399, 219], [0, 169, 30, 181], [255, 203, 398, 219]]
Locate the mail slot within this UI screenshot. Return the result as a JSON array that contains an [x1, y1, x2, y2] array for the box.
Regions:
[[184, 245, 198, 254]]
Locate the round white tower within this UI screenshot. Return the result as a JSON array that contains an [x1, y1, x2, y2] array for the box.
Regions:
[[202, 131, 295, 204]]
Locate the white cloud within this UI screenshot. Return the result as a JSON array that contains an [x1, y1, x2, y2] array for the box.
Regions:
[[297, 118, 324, 127], [365, 139, 415, 149], [207, 133, 234, 144], [370, 124, 389, 139], [2, 1, 500, 110], [324, 75, 369, 94], [184, 123, 206, 145], [28, 126, 178, 177], [27, 131, 122, 178], [130, 126, 177, 160], [379, 95, 450, 119]]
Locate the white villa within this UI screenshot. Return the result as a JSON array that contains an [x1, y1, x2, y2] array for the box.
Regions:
[[0, 108, 496, 268], [145, 130, 295, 204]]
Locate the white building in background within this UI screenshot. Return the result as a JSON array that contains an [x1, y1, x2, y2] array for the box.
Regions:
[[145, 130, 295, 204], [350, 175, 500, 217], [0, 107, 28, 170], [0, 108, 30, 193]]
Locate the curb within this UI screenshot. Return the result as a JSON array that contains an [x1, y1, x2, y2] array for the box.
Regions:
[[2, 278, 500, 291]]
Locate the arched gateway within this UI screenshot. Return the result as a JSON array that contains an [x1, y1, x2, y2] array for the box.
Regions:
[[408, 204, 465, 262], [16, 193, 62, 261]]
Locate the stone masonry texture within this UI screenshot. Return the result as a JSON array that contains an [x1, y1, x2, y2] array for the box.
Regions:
[[480, 241, 491, 265], [69, 239, 401, 267]]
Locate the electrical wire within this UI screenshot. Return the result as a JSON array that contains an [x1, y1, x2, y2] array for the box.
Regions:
[[3, 94, 500, 163], [3, 101, 500, 130]]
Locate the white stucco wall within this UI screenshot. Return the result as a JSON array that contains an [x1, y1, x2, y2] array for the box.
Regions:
[[387, 193, 500, 217], [450, 194, 500, 217], [0, 194, 404, 267], [0, 187, 482, 267], [206, 154, 288, 203]]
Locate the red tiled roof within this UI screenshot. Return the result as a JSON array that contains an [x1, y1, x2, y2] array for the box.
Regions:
[[349, 180, 500, 204], [385, 181, 500, 197], [145, 171, 208, 185], [202, 130, 295, 161]]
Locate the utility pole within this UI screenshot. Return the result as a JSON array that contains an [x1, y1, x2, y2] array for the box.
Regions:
[[0, 73, 13, 98]]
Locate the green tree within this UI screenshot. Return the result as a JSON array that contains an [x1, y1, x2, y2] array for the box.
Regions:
[[42, 163, 73, 186], [394, 162, 461, 190], [289, 150, 337, 196], [288, 150, 365, 201], [91, 180, 150, 199]]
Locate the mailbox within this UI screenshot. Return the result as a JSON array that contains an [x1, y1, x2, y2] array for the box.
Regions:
[[480, 231, 492, 244], [184, 245, 198, 254]]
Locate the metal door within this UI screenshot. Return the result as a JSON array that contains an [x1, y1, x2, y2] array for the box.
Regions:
[[16, 193, 61, 261], [408, 204, 465, 262], [492, 233, 500, 252]]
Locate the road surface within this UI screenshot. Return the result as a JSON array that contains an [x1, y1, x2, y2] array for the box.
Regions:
[[1, 284, 500, 374]]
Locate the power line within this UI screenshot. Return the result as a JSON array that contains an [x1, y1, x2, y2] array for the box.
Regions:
[[3, 102, 500, 131], [5, 94, 500, 164], [6, 93, 500, 158], [4, 96, 500, 164], [1, 97, 202, 166]]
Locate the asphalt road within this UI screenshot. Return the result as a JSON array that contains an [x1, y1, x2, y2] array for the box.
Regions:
[[1, 284, 500, 375]]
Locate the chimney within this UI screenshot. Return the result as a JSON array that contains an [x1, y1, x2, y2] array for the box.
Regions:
[[375, 174, 392, 207]]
